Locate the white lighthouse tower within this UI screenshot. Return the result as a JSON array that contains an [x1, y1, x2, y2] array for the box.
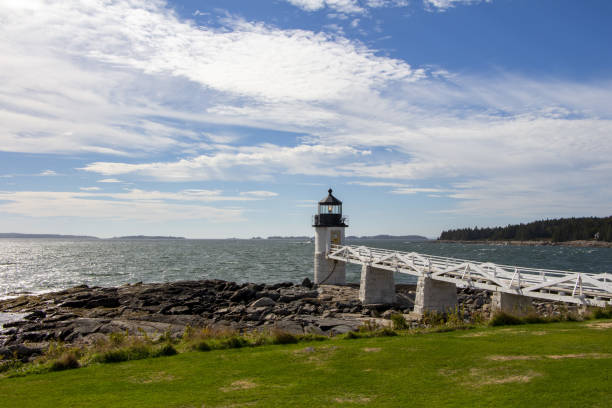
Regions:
[[313, 188, 347, 285]]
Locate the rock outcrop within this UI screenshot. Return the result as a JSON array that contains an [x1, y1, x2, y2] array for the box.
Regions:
[[1, 278, 575, 361]]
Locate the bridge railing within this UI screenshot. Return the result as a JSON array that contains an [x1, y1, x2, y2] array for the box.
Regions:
[[328, 244, 612, 306]]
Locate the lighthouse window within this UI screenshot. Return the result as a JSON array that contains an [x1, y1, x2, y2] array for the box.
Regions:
[[319, 204, 341, 214]]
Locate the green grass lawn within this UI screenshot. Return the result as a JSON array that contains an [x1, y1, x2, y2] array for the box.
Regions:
[[2, 320, 612, 407]]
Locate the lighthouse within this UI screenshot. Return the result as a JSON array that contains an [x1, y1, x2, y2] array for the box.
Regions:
[[313, 188, 347, 285]]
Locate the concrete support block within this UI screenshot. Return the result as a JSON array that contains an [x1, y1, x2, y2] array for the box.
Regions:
[[491, 292, 533, 317], [359, 265, 395, 305], [314, 254, 346, 285], [413, 276, 457, 315]]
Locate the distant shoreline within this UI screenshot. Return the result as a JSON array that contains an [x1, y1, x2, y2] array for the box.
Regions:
[[434, 239, 612, 248], [0, 233, 429, 241], [0, 233, 185, 240]]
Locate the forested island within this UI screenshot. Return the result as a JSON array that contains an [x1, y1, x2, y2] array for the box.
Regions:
[[439, 216, 612, 243]]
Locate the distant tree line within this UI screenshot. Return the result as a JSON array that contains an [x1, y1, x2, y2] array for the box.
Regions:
[[439, 216, 612, 242]]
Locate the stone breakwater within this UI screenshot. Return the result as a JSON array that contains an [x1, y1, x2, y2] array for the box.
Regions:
[[0, 279, 574, 361]]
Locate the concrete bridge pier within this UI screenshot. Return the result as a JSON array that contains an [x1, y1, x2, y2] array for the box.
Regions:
[[491, 292, 533, 317], [359, 264, 395, 305], [314, 255, 346, 285], [413, 276, 458, 315]]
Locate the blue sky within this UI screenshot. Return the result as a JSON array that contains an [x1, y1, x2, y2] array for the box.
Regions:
[[1, 0, 611, 238]]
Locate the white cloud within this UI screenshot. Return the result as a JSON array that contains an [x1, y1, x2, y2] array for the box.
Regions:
[[103, 189, 273, 203], [79, 187, 101, 191], [82, 144, 370, 181], [366, 0, 409, 7], [285, 0, 365, 14], [442, 174, 612, 218], [0, 0, 423, 157], [285, 0, 410, 13], [240, 191, 279, 197], [424, 0, 490, 12], [348, 181, 405, 187], [0, 189, 258, 222], [39, 170, 57, 176], [391, 187, 450, 194], [203, 69, 612, 218], [97, 179, 122, 183]]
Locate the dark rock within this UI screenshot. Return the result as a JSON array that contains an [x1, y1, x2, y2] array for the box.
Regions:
[[2, 320, 28, 329], [20, 331, 48, 342], [229, 287, 256, 303], [1, 344, 44, 361], [87, 296, 120, 309], [302, 304, 316, 314], [315, 318, 356, 331], [250, 297, 276, 308], [60, 300, 87, 308], [24, 310, 46, 320], [257, 291, 280, 301], [140, 297, 161, 307], [58, 327, 74, 341], [301, 277, 313, 288], [329, 325, 354, 335], [44, 313, 78, 323], [272, 320, 304, 334], [71, 318, 105, 336]]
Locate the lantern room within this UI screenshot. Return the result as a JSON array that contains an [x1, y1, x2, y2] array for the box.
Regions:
[[313, 188, 348, 227]]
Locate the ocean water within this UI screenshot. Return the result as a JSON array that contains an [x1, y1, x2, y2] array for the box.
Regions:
[[1, 239, 611, 299]]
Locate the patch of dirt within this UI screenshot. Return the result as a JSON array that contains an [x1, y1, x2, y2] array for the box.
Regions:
[[438, 368, 458, 377], [220, 380, 257, 392], [531, 331, 548, 336], [459, 332, 492, 338], [202, 403, 256, 408], [587, 322, 612, 330], [334, 395, 372, 404], [487, 355, 538, 361], [485, 352, 612, 363], [466, 368, 541, 387], [498, 329, 529, 334], [481, 372, 541, 385], [363, 347, 381, 353], [129, 371, 175, 384], [546, 353, 612, 360]]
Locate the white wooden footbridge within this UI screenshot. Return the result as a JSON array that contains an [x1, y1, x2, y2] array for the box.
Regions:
[[327, 244, 612, 308]]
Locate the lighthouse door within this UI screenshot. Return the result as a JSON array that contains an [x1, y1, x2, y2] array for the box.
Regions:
[[330, 230, 341, 245]]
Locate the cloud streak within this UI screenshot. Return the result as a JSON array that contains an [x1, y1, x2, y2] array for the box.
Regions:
[[82, 144, 371, 181], [0, 188, 278, 222], [424, 0, 491, 12]]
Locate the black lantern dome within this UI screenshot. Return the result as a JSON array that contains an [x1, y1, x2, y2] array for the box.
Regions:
[[313, 189, 348, 227]]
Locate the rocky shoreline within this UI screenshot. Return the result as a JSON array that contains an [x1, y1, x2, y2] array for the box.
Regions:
[[0, 279, 578, 362]]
